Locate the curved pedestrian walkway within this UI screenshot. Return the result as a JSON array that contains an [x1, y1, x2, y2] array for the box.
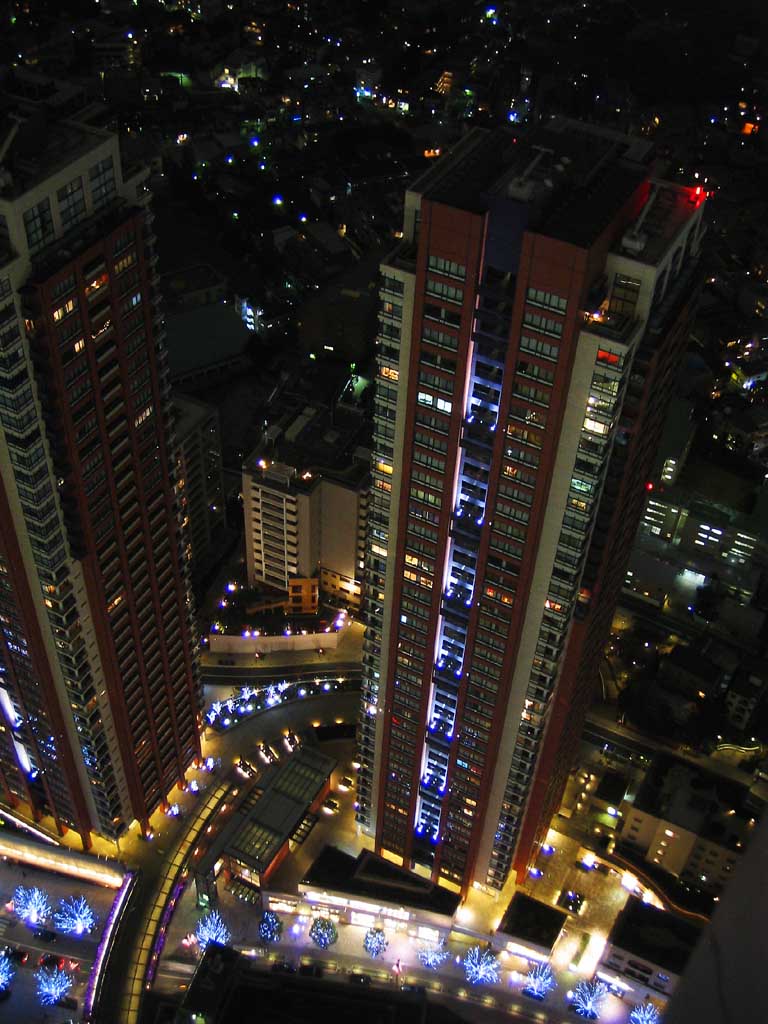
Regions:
[[114, 780, 232, 1024]]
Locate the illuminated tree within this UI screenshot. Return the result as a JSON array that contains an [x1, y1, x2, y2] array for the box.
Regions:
[[363, 927, 388, 958], [13, 885, 52, 925], [417, 942, 450, 970], [0, 952, 15, 991], [309, 917, 338, 949], [629, 1004, 661, 1024], [463, 945, 500, 985], [258, 910, 283, 944], [572, 979, 609, 1019], [522, 962, 555, 998], [195, 910, 231, 950], [35, 966, 72, 1006], [54, 895, 97, 937]]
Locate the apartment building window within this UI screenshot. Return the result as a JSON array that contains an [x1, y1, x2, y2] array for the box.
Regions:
[[114, 251, 136, 275], [58, 176, 86, 232], [90, 156, 116, 211], [520, 335, 559, 361], [426, 279, 463, 306], [381, 300, 402, 319], [428, 256, 466, 280], [517, 360, 555, 385], [523, 311, 562, 337], [609, 272, 641, 316], [23, 198, 55, 254], [381, 275, 404, 295], [52, 297, 78, 323], [422, 325, 458, 351], [526, 288, 567, 313], [424, 303, 461, 328]]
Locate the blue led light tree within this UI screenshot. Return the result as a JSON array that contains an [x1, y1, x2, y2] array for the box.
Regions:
[[363, 927, 388, 959], [0, 952, 16, 992], [463, 945, 500, 985], [522, 962, 555, 999], [195, 910, 231, 950], [417, 942, 450, 971], [629, 1003, 661, 1024], [14, 885, 52, 925], [35, 966, 72, 1006], [258, 910, 283, 944], [54, 895, 97, 937], [309, 917, 338, 949], [571, 979, 609, 1019]]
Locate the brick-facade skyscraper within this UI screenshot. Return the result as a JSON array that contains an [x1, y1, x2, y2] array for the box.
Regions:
[[0, 76, 200, 847], [357, 119, 705, 895]]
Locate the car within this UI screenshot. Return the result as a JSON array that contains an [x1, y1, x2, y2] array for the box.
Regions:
[[348, 973, 371, 986], [283, 730, 300, 753], [38, 953, 65, 970], [56, 995, 79, 1011], [557, 890, 586, 915], [338, 776, 354, 791], [298, 963, 324, 978], [235, 757, 257, 778], [32, 928, 56, 943], [322, 798, 340, 815], [3, 946, 28, 965], [270, 960, 296, 974], [256, 742, 278, 765], [521, 987, 546, 1002]]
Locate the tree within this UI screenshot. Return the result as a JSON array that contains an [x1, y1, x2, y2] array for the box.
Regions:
[[363, 927, 388, 958], [258, 910, 283, 944], [309, 917, 338, 949], [463, 945, 500, 985]]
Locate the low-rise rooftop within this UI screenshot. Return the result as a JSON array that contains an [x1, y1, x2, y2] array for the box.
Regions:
[[301, 846, 461, 919], [608, 897, 702, 975]]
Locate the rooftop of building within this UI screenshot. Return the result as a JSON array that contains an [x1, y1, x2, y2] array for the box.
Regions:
[[410, 118, 657, 250], [662, 644, 723, 685], [497, 892, 568, 951], [183, 944, 453, 1024], [608, 897, 702, 974], [301, 845, 461, 919], [0, 70, 112, 200], [595, 770, 630, 806], [163, 301, 251, 379], [632, 753, 757, 846], [243, 397, 371, 493], [171, 392, 218, 439], [196, 746, 336, 877]]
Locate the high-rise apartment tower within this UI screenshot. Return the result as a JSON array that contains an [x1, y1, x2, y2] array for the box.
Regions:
[[358, 119, 705, 895], [0, 75, 201, 847]]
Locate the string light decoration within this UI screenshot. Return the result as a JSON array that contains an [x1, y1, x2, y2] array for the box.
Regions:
[[463, 945, 500, 985], [35, 966, 73, 1006], [309, 917, 338, 949], [258, 910, 283, 944], [195, 910, 231, 950], [363, 927, 388, 958], [571, 979, 609, 1019], [0, 951, 16, 992], [13, 885, 52, 925], [54, 895, 98, 937], [629, 1004, 661, 1024], [522, 962, 555, 998], [417, 942, 451, 970]]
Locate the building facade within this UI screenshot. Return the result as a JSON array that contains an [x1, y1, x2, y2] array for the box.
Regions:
[[243, 455, 368, 609], [357, 120, 706, 894], [0, 80, 200, 846], [171, 393, 225, 592]]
